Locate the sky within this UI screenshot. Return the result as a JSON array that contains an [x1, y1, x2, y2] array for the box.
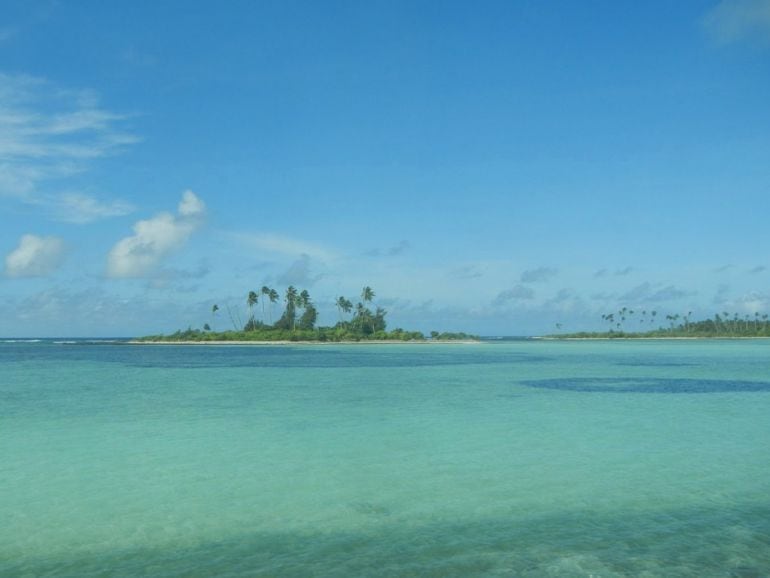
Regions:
[[1, 0, 770, 337]]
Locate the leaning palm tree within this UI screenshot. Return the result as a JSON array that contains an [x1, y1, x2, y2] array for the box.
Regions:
[[247, 290, 258, 329], [261, 286, 271, 322], [268, 289, 279, 324], [355, 302, 366, 332], [336, 296, 347, 322]]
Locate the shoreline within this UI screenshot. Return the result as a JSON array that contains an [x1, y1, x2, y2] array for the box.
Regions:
[[127, 339, 482, 346], [535, 336, 770, 341]]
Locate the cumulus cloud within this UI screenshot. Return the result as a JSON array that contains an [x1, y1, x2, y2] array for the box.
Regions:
[[106, 190, 205, 278], [4, 234, 66, 277], [704, 0, 770, 43], [520, 267, 558, 283]]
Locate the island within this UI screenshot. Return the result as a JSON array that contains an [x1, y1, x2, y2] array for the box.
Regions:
[[546, 308, 770, 339], [136, 285, 478, 343]]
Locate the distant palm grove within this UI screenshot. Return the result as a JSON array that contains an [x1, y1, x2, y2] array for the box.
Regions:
[[140, 286, 475, 342], [553, 307, 770, 338]]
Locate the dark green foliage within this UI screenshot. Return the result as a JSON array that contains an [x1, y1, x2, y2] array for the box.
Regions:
[[140, 284, 476, 343], [243, 318, 267, 332], [431, 331, 479, 340], [298, 304, 318, 330]]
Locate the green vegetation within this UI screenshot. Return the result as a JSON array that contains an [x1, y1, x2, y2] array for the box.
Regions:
[[549, 309, 770, 339], [429, 331, 479, 341], [138, 285, 473, 342]]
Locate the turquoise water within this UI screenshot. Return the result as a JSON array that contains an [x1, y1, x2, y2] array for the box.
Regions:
[[2, 340, 770, 577]]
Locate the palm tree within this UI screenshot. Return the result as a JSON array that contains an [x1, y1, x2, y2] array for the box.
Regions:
[[374, 306, 387, 332], [268, 289, 279, 324], [293, 290, 309, 331], [211, 304, 219, 331], [361, 287, 375, 333], [247, 291, 258, 330], [261, 286, 270, 322], [361, 286, 375, 304], [285, 286, 298, 331], [336, 296, 347, 322]]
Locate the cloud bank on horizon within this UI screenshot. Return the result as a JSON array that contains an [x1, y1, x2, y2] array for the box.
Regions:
[[1, 0, 769, 336]]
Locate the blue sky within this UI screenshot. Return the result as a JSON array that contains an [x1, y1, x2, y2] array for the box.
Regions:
[[2, 0, 770, 336]]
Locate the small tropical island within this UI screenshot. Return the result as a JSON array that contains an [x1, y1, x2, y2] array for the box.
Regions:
[[546, 307, 770, 339], [137, 285, 478, 343]]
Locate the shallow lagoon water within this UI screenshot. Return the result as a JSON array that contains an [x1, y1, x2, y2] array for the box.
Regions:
[[2, 340, 769, 577]]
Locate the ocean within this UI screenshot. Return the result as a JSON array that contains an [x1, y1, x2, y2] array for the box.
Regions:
[[2, 339, 769, 577]]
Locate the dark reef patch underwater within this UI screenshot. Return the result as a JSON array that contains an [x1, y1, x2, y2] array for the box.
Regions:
[[520, 377, 770, 394]]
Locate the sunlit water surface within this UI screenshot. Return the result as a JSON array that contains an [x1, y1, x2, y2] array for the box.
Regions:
[[2, 340, 769, 577]]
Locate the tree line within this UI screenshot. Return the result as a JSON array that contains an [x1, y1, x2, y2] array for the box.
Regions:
[[555, 308, 770, 338], [143, 285, 429, 342]]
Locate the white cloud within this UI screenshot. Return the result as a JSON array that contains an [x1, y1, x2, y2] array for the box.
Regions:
[[715, 289, 770, 313], [0, 72, 137, 220], [704, 0, 770, 43], [106, 191, 206, 278], [4, 234, 66, 277], [231, 232, 336, 261], [52, 192, 135, 224], [178, 189, 206, 217]]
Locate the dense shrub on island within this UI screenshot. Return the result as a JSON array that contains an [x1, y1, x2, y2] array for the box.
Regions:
[[139, 285, 474, 343]]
